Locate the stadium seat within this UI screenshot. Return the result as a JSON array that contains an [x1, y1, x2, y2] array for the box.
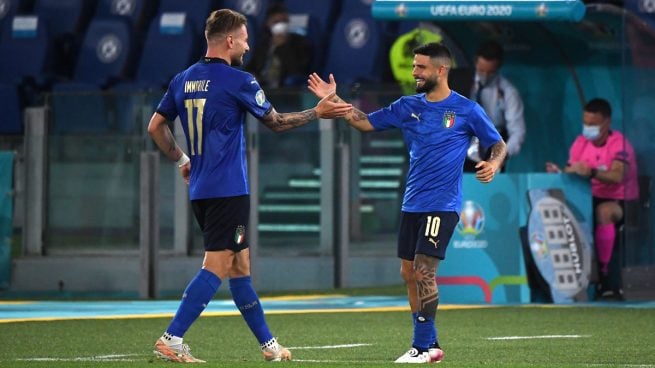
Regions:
[[112, 12, 197, 133], [0, 15, 50, 85], [131, 12, 197, 89], [94, 0, 157, 33], [0, 83, 23, 134], [340, 0, 375, 14], [35, 0, 95, 78], [284, 0, 337, 38], [34, 0, 94, 38], [323, 11, 387, 86], [158, 0, 219, 37], [222, 0, 269, 31], [69, 17, 136, 87]]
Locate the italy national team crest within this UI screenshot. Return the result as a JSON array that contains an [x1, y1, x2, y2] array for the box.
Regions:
[[234, 225, 246, 244], [443, 111, 456, 128]]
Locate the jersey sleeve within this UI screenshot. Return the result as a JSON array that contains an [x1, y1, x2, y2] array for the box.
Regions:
[[236, 75, 273, 119], [609, 135, 632, 164], [470, 103, 502, 150], [367, 98, 405, 131], [156, 78, 179, 121]]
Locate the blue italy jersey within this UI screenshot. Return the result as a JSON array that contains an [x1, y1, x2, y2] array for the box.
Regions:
[[156, 58, 272, 200], [368, 91, 501, 213]]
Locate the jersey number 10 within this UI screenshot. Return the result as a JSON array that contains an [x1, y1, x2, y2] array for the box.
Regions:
[[184, 98, 206, 156]]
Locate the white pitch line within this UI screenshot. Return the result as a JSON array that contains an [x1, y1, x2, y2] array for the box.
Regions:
[[17, 354, 140, 362], [295, 359, 390, 364], [287, 343, 373, 350], [487, 334, 591, 340]]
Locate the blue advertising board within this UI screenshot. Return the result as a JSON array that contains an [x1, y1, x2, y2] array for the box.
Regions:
[[0, 152, 14, 289], [372, 0, 586, 22]]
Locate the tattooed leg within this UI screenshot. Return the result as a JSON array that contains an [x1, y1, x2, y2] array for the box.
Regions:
[[414, 254, 440, 320]]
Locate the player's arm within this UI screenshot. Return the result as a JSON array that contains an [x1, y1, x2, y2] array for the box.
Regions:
[[260, 91, 353, 132], [308, 73, 375, 132], [147, 112, 188, 165], [260, 107, 317, 132], [475, 139, 507, 183], [147, 112, 191, 183]]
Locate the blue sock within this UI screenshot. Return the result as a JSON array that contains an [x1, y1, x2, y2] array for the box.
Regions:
[[230, 276, 273, 344], [419, 313, 438, 348], [412, 314, 434, 351], [167, 269, 221, 337]]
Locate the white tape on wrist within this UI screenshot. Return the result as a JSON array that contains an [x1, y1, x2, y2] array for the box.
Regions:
[[176, 153, 190, 167]]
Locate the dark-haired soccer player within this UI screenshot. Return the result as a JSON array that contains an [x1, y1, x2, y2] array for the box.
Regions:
[[147, 8, 352, 363], [308, 42, 506, 363]]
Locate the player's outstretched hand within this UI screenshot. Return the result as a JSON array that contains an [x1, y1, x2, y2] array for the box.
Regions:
[[475, 160, 499, 184], [308, 73, 337, 100], [315, 91, 352, 119]]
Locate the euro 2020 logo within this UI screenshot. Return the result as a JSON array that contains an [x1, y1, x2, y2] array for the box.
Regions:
[[457, 200, 485, 238]]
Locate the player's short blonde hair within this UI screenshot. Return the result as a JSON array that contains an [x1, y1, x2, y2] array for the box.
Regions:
[[205, 9, 247, 40]]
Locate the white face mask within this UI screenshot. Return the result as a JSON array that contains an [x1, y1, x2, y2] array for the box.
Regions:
[[582, 125, 601, 141], [270, 22, 289, 35]]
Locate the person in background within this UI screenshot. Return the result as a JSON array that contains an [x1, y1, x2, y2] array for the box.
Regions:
[[464, 39, 525, 172], [147, 9, 351, 363], [546, 98, 639, 300], [309, 42, 506, 363], [245, 2, 313, 88]]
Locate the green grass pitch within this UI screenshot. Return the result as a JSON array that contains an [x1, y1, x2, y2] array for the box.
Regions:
[[1, 304, 654, 367]]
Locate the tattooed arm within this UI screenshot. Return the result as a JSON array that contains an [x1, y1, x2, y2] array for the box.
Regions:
[[475, 139, 507, 184], [147, 112, 190, 183], [261, 108, 318, 133], [147, 112, 187, 163], [260, 91, 353, 133]]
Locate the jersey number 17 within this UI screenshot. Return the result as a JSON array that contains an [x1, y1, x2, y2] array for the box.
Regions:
[[184, 98, 206, 155]]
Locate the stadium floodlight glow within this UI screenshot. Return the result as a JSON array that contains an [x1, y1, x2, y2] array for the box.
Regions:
[[372, 0, 587, 22]]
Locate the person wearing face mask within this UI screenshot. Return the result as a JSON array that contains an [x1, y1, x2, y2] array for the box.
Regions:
[[245, 2, 312, 88], [545, 98, 639, 300], [464, 40, 525, 172]]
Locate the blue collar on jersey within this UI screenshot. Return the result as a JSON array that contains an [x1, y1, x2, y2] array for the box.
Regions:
[[201, 57, 229, 64]]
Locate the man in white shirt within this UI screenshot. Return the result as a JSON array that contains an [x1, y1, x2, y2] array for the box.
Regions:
[[464, 40, 525, 172]]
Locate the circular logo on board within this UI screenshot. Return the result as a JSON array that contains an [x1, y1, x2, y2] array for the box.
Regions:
[[345, 19, 369, 49], [641, 0, 655, 13], [112, 0, 135, 16], [96, 34, 122, 63], [239, 0, 261, 16], [457, 200, 485, 237]]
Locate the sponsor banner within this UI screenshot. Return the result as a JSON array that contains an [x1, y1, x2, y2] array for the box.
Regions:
[[526, 189, 592, 303]]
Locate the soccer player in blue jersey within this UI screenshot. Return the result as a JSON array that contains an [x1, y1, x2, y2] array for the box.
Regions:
[[147, 9, 352, 363], [308, 42, 507, 363]]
